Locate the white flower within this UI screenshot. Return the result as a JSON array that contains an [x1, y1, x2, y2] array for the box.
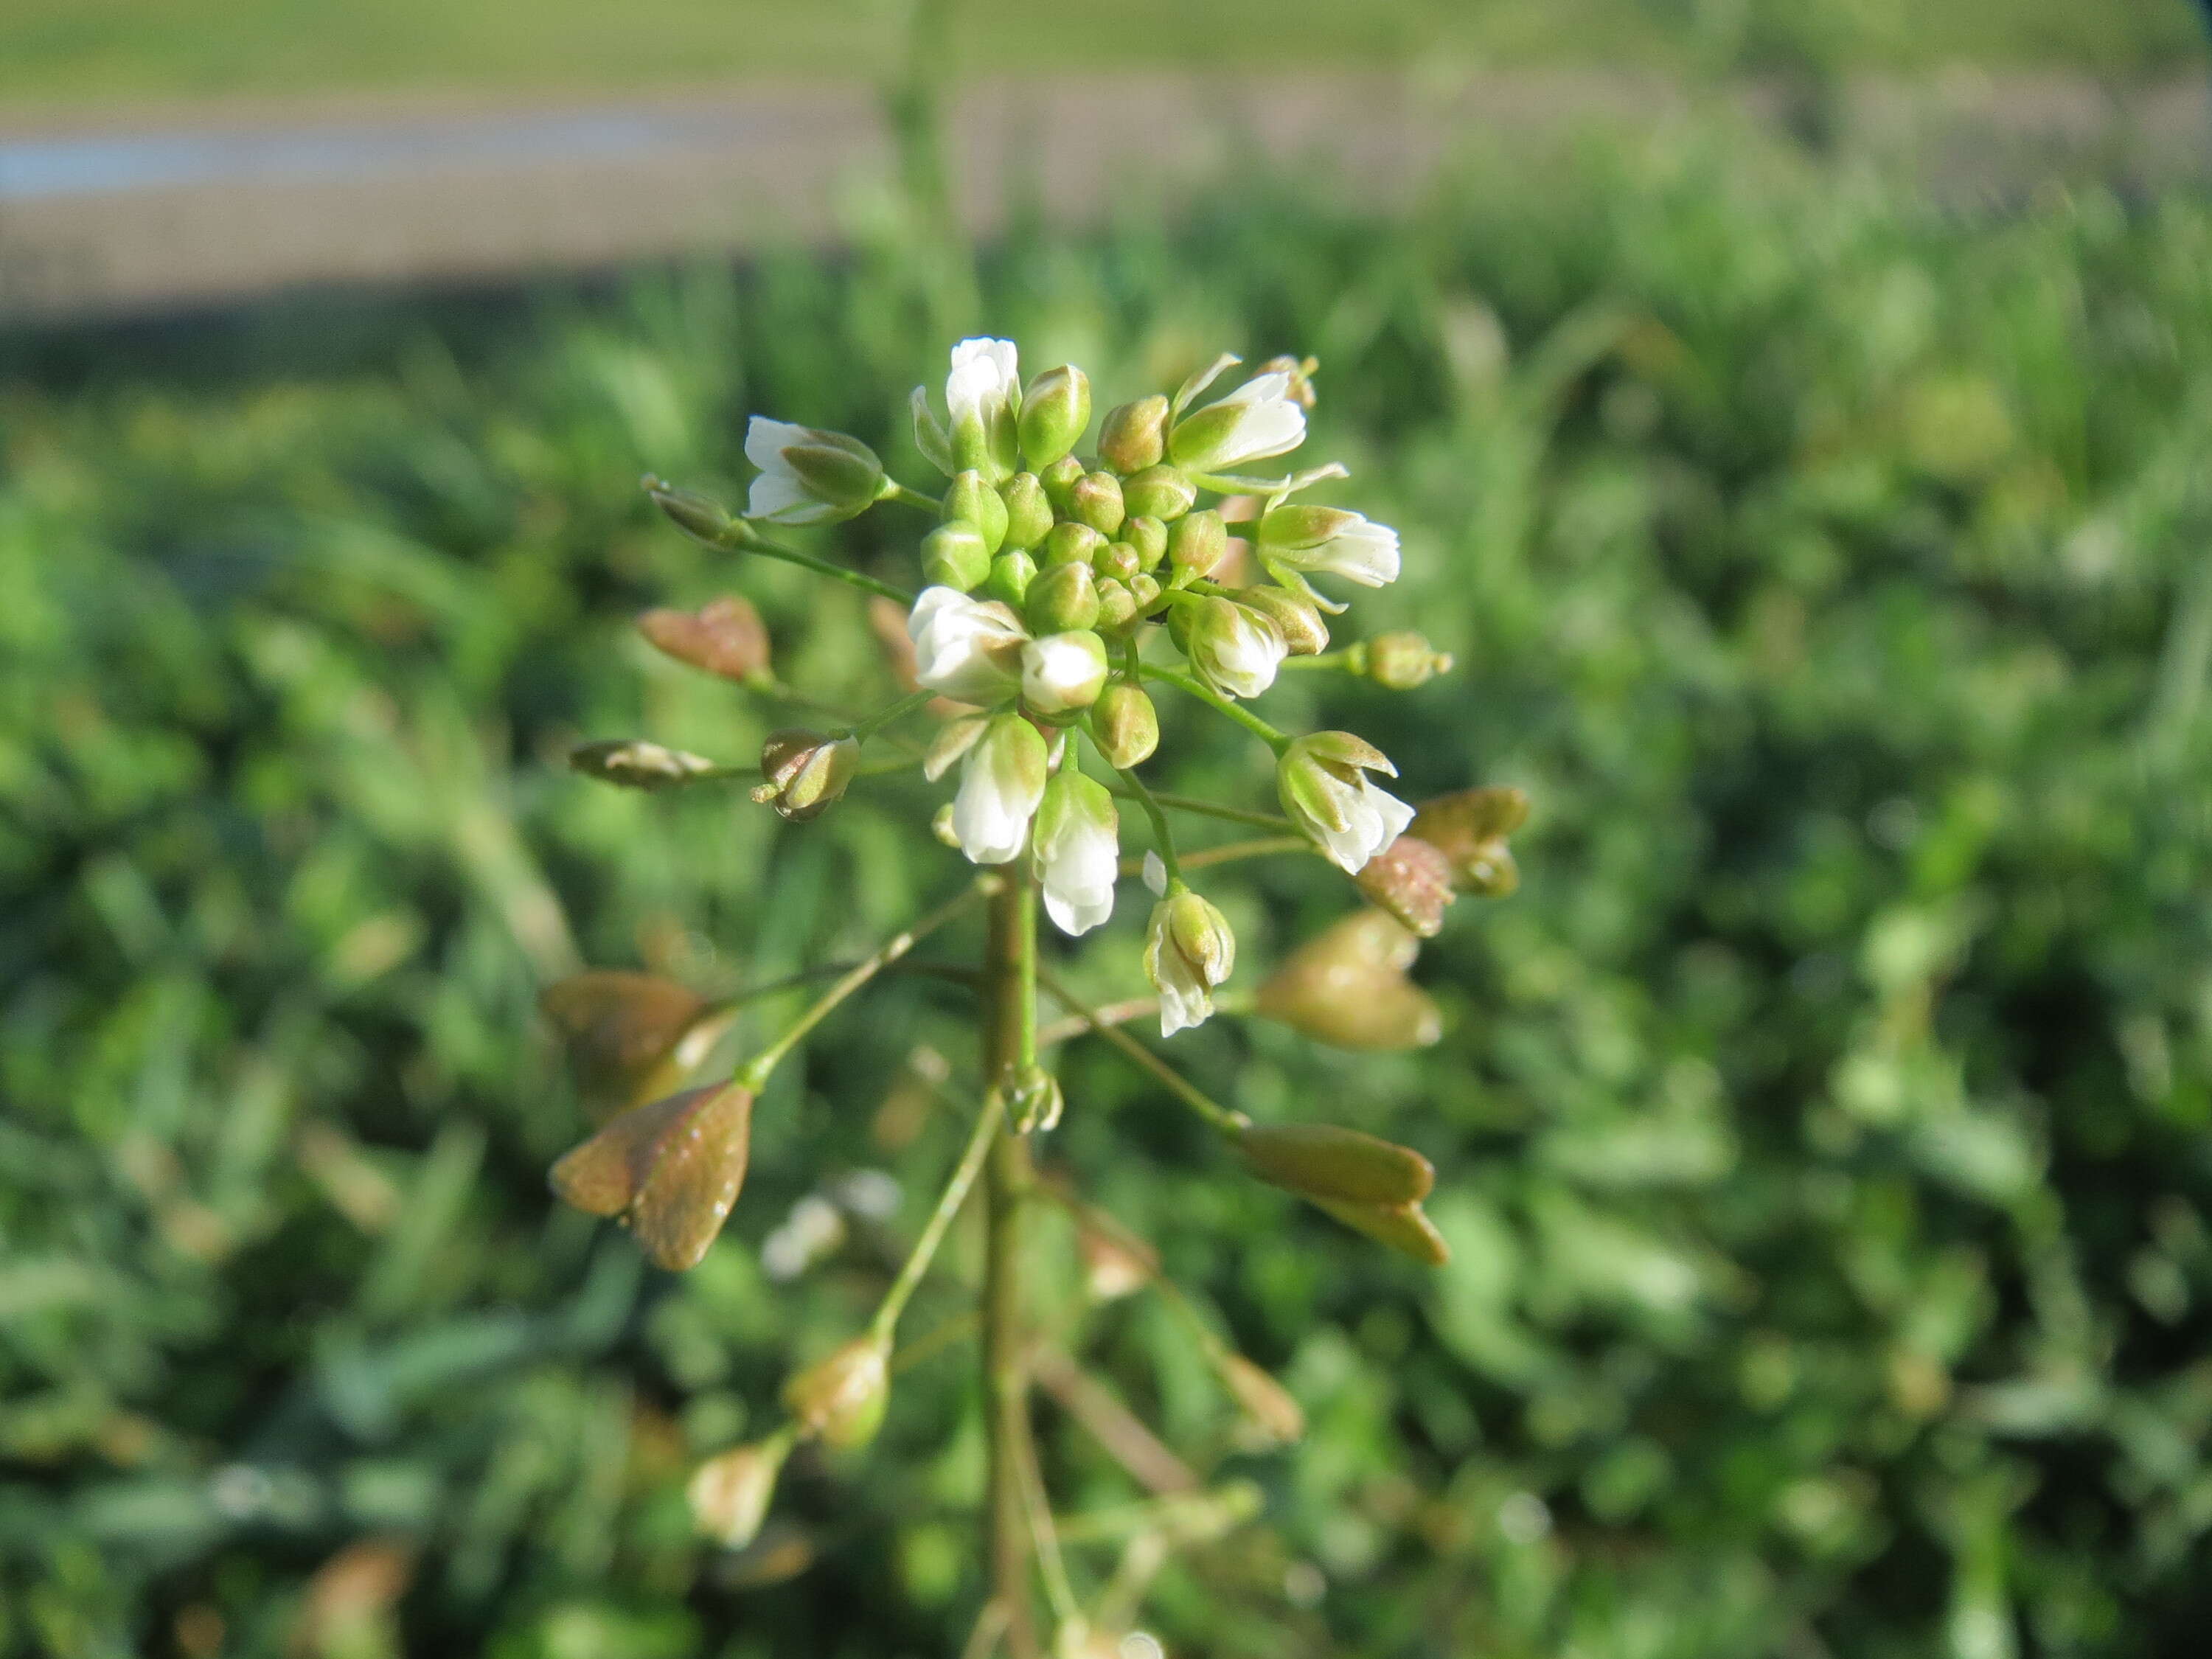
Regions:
[[743, 417, 883, 525], [1019, 631, 1109, 716], [908, 586, 1027, 704], [1032, 771, 1119, 936], [1276, 732, 1416, 874], [1144, 890, 1237, 1035], [951, 712, 1048, 865], [1257, 505, 1401, 588], [1185, 595, 1287, 700], [1169, 370, 1307, 473], [946, 338, 1022, 478]]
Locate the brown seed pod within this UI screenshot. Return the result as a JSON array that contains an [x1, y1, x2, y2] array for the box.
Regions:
[[1407, 786, 1531, 898], [1311, 1196, 1452, 1267], [549, 1082, 754, 1271], [1354, 832, 1457, 937], [636, 595, 771, 683], [1253, 909, 1442, 1051], [1234, 1121, 1435, 1207], [540, 971, 732, 1115]]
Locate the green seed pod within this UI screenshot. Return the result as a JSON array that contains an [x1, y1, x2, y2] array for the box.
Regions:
[[1091, 681, 1159, 768], [1124, 515, 1168, 571], [1042, 520, 1107, 570], [1127, 572, 1162, 612], [1234, 1121, 1435, 1206], [985, 548, 1039, 608], [1234, 585, 1329, 656], [922, 521, 992, 591], [1167, 508, 1228, 578], [1019, 364, 1091, 470], [783, 1335, 892, 1451], [1068, 470, 1126, 537], [1097, 394, 1169, 474], [1366, 630, 1453, 690], [944, 470, 1009, 555], [1026, 560, 1101, 633], [1312, 1196, 1451, 1266], [1094, 541, 1142, 585], [1000, 472, 1054, 552], [1040, 453, 1085, 514], [1121, 463, 1197, 522], [1094, 578, 1137, 633]]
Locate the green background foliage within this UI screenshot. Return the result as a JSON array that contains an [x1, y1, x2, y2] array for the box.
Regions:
[[6, 117, 2212, 1656]]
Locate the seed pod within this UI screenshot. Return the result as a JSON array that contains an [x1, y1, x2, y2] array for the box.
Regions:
[[1234, 585, 1329, 656], [688, 1434, 790, 1549], [1407, 786, 1531, 898], [1216, 1353, 1306, 1446], [1166, 509, 1228, 578], [944, 470, 1010, 554], [1365, 631, 1453, 690], [1254, 908, 1441, 1051], [549, 1082, 755, 1271], [783, 1335, 892, 1450], [1122, 463, 1197, 522], [984, 548, 1038, 609], [1000, 472, 1054, 552], [1091, 681, 1160, 768], [1068, 471, 1127, 537], [1234, 1121, 1434, 1206], [1311, 1196, 1450, 1267], [922, 521, 992, 592], [1020, 364, 1091, 469], [636, 596, 771, 683], [1027, 560, 1102, 634], [1354, 832, 1457, 937], [752, 730, 860, 821], [1043, 520, 1107, 570], [1040, 453, 1085, 514], [541, 971, 731, 1116], [1098, 394, 1169, 473]]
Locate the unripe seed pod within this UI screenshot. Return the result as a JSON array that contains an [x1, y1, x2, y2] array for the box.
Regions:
[[1312, 1195, 1451, 1266], [1234, 585, 1329, 656], [944, 470, 1009, 554], [1124, 515, 1168, 571], [783, 1335, 891, 1451], [1234, 1121, 1435, 1206], [1127, 572, 1162, 611], [1354, 832, 1457, 936], [688, 1434, 790, 1548], [1216, 1353, 1306, 1446], [922, 521, 992, 591], [752, 729, 860, 823], [1122, 463, 1197, 522], [1098, 394, 1170, 473], [647, 479, 736, 546], [1026, 560, 1101, 633], [1043, 520, 1107, 569], [1040, 453, 1085, 514], [1167, 508, 1228, 578], [985, 548, 1038, 608], [1091, 681, 1159, 768], [1094, 541, 1142, 585], [1094, 578, 1137, 633], [1366, 630, 1453, 690], [1407, 786, 1530, 898], [1000, 472, 1054, 552], [1019, 364, 1091, 470], [1068, 470, 1126, 537], [1255, 908, 1441, 1051]]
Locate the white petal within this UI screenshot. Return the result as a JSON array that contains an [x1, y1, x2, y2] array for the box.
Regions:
[[745, 416, 810, 473], [1142, 851, 1167, 896], [746, 472, 813, 521]]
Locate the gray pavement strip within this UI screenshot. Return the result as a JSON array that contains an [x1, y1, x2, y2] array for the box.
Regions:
[[1, 72, 2205, 323]]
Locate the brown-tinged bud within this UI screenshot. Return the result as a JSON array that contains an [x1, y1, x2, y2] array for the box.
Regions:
[[1407, 786, 1531, 898], [1040, 453, 1085, 514], [1124, 515, 1168, 571], [1098, 394, 1170, 473], [1020, 365, 1091, 470], [1354, 832, 1457, 936], [637, 596, 771, 684], [1000, 472, 1054, 552], [570, 739, 716, 790], [1094, 541, 1142, 585], [541, 971, 736, 1116], [1026, 560, 1102, 634], [1166, 508, 1228, 577], [944, 470, 1011, 554], [1365, 631, 1453, 690], [751, 729, 859, 821], [1068, 470, 1126, 538], [688, 1433, 791, 1549], [1312, 1196, 1450, 1265], [1234, 585, 1329, 656], [1216, 1353, 1307, 1446], [782, 1335, 892, 1450], [644, 476, 737, 546], [1255, 908, 1441, 1051], [1234, 1121, 1435, 1206], [1091, 681, 1160, 768], [984, 548, 1038, 608], [1043, 520, 1106, 570], [1122, 464, 1197, 522], [549, 1082, 754, 1271]]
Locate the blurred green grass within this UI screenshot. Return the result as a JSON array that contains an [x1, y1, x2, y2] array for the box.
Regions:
[[6, 115, 2212, 1658], [0, 0, 2204, 102]]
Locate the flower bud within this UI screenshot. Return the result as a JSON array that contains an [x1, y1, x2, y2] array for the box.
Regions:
[[1042, 520, 1107, 570], [570, 740, 715, 790], [944, 470, 1010, 554], [1144, 889, 1237, 1035], [1124, 515, 1168, 571], [1185, 594, 1287, 700], [1122, 464, 1197, 522], [783, 1334, 892, 1451], [1254, 908, 1440, 1051], [1000, 472, 1054, 552], [1006, 1063, 1065, 1133], [1354, 832, 1456, 936], [1276, 731, 1413, 872], [1128, 572, 1162, 611], [1020, 630, 1110, 717], [1312, 1196, 1450, 1265], [951, 712, 1048, 864], [1234, 586, 1329, 656], [1169, 369, 1308, 474], [1068, 470, 1126, 537], [1091, 682, 1160, 769], [1216, 1353, 1306, 1447], [689, 1434, 790, 1549], [1407, 786, 1530, 897], [1365, 631, 1453, 690], [1234, 1121, 1435, 1206], [751, 729, 860, 821], [1026, 560, 1101, 635], [1257, 503, 1400, 589], [744, 418, 886, 525], [1098, 394, 1170, 473], [1166, 508, 1228, 577], [637, 596, 771, 684], [1033, 766, 1120, 936], [1019, 364, 1091, 470], [1094, 541, 1141, 585], [922, 521, 992, 593], [549, 1082, 755, 1271], [1093, 579, 1138, 633], [984, 549, 1037, 609], [1040, 453, 1085, 514], [947, 337, 1022, 481], [645, 477, 736, 546]]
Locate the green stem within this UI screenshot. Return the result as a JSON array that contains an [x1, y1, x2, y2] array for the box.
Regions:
[[735, 877, 998, 1091], [871, 1088, 1006, 1342], [843, 687, 936, 742], [1091, 731, 1181, 886], [1278, 646, 1363, 674], [981, 873, 1039, 1657], [735, 529, 917, 605], [1035, 965, 1248, 1135], [1121, 835, 1310, 876], [879, 479, 947, 515], [1138, 664, 1293, 754], [1144, 791, 1298, 834]]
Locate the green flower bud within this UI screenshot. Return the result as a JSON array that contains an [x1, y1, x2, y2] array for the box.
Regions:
[[1185, 594, 1287, 700], [1068, 470, 1126, 537], [945, 470, 1009, 554], [1026, 560, 1101, 634], [922, 521, 992, 592], [783, 1334, 892, 1451], [1234, 1121, 1435, 1206], [1097, 394, 1169, 474], [1019, 364, 1091, 470], [751, 729, 860, 822], [1042, 520, 1107, 569], [1127, 572, 1162, 612], [1094, 578, 1138, 633], [1277, 731, 1413, 872], [947, 338, 1022, 481], [570, 739, 716, 791], [745, 419, 886, 524], [1094, 541, 1141, 585], [1124, 515, 1168, 571], [1091, 681, 1160, 769], [1364, 631, 1454, 690], [1000, 472, 1054, 552], [1144, 889, 1237, 1035], [1166, 508, 1228, 578], [688, 1433, 791, 1549], [1040, 453, 1085, 513], [644, 477, 736, 546], [984, 548, 1038, 608], [1122, 463, 1197, 522], [1234, 585, 1329, 656]]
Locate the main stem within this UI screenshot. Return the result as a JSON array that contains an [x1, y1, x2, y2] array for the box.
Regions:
[[981, 872, 1039, 1657]]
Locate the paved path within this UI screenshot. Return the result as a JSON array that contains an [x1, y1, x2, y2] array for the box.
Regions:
[[2, 72, 2206, 321]]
